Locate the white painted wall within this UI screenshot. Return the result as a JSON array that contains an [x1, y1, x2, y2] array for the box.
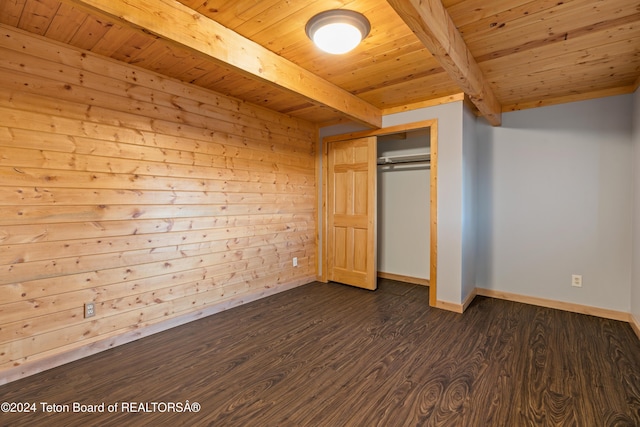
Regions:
[[384, 102, 465, 304], [476, 95, 634, 312], [321, 94, 638, 317], [461, 105, 478, 302], [377, 133, 430, 279], [632, 88, 640, 325]]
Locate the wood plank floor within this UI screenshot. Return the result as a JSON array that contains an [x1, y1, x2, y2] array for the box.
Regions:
[[2, 279, 640, 426]]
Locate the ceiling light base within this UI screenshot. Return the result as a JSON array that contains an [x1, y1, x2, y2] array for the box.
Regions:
[[306, 10, 371, 55]]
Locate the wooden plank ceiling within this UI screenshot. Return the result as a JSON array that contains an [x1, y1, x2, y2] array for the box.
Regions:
[[1, 0, 639, 126]]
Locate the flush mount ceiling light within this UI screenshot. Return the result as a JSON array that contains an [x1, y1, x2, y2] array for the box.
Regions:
[[305, 10, 371, 55]]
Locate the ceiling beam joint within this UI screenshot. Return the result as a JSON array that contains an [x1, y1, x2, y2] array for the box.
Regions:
[[387, 0, 502, 126]]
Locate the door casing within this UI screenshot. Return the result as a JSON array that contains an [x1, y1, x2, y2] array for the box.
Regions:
[[320, 119, 438, 306]]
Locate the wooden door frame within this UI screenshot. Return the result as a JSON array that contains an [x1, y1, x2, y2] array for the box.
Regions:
[[320, 119, 438, 307]]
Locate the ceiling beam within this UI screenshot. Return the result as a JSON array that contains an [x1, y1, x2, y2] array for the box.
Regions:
[[64, 0, 382, 128], [387, 0, 502, 126]]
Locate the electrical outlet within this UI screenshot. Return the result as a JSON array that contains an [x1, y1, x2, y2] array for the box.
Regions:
[[571, 274, 582, 288], [84, 302, 95, 318], [292, 257, 298, 267]]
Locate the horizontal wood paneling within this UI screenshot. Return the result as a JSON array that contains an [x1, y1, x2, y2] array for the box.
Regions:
[[0, 26, 317, 374]]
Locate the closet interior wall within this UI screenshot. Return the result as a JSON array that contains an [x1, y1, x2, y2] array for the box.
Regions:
[[377, 130, 431, 283]]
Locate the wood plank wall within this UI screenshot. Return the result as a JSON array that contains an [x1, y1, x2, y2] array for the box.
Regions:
[[0, 24, 317, 379]]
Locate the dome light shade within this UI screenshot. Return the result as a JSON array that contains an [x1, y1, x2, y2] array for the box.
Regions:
[[306, 10, 371, 55]]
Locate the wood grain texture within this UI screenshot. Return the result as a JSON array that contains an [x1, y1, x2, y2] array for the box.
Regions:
[[386, 0, 502, 125], [0, 25, 316, 374], [321, 120, 438, 306], [477, 288, 631, 322], [63, 0, 382, 128], [327, 137, 377, 290], [4, 0, 637, 123], [377, 271, 429, 286], [1, 279, 639, 426]]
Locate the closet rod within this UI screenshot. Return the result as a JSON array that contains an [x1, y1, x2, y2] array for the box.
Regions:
[[377, 153, 430, 165], [377, 160, 430, 167]]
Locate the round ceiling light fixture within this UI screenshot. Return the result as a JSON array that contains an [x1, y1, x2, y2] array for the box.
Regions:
[[305, 10, 371, 55]]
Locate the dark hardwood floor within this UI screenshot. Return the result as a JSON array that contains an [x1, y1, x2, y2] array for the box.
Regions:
[[2, 279, 640, 426]]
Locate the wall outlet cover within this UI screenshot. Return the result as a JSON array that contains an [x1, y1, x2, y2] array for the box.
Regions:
[[571, 274, 582, 288]]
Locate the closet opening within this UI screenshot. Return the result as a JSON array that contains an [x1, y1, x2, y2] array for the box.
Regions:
[[377, 129, 431, 288], [321, 119, 438, 306]]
